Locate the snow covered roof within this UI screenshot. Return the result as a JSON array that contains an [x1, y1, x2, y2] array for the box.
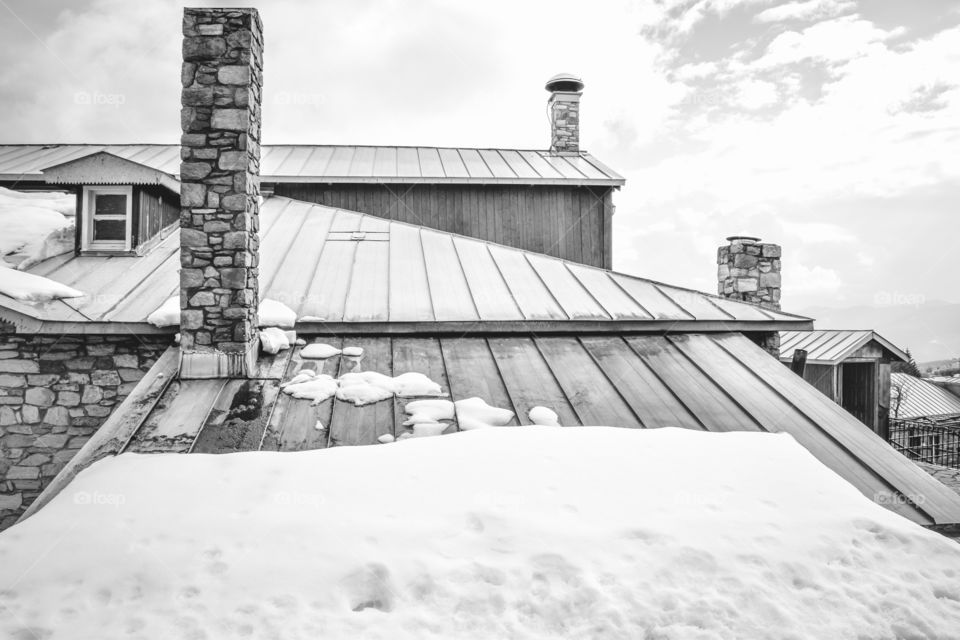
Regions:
[[779, 329, 908, 364], [891, 373, 960, 420], [0, 196, 812, 333], [0, 144, 625, 186], [30, 333, 960, 529]]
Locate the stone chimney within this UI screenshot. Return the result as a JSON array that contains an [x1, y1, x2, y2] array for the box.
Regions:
[[717, 236, 782, 310], [179, 8, 264, 378], [718, 236, 782, 357], [545, 73, 584, 154]]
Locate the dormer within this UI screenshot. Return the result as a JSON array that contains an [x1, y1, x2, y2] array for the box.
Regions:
[[40, 152, 180, 256]]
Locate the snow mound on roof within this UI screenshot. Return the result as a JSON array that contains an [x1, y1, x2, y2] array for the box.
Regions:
[[0, 264, 83, 302], [5, 427, 959, 639], [146, 295, 178, 327], [0, 188, 75, 267]]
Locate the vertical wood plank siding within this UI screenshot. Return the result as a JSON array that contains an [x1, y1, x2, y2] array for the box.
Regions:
[[272, 183, 615, 268], [133, 186, 179, 249]]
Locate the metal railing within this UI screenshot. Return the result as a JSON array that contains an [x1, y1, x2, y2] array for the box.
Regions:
[[888, 416, 960, 468]]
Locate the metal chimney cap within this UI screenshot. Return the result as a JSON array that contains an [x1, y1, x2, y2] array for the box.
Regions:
[[545, 73, 584, 93]]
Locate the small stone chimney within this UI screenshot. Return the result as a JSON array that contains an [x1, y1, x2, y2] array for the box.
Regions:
[[717, 236, 782, 310], [718, 236, 782, 357], [545, 73, 584, 154], [179, 8, 264, 378]]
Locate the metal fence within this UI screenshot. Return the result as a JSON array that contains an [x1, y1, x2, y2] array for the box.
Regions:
[[888, 416, 960, 468]]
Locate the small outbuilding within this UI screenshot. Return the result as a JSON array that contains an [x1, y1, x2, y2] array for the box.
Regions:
[[780, 330, 908, 438]]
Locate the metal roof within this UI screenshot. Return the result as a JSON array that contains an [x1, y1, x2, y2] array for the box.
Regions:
[[0, 144, 625, 186], [779, 330, 908, 364], [0, 196, 811, 333], [37, 332, 960, 527], [891, 373, 960, 420]]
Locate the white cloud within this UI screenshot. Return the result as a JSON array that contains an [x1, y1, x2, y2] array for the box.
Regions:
[[780, 221, 857, 243], [736, 79, 780, 109], [787, 263, 843, 295], [755, 15, 891, 68], [754, 0, 855, 24]]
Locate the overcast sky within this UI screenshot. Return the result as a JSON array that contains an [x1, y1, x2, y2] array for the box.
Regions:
[[1, 0, 957, 314]]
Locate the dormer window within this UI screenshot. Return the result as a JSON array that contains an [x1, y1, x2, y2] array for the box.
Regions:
[[82, 186, 132, 252]]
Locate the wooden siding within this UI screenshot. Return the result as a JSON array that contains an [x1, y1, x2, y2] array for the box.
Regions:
[[133, 186, 179, 251], [272, 183, 615, 268], [802, 363, 837, 400]]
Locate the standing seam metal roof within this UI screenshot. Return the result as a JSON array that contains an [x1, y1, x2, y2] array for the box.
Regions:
[[0, 144, 625, 186]]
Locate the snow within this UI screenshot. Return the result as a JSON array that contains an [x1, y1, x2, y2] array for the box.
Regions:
[[301, 342, 342, 359], [0, 188, 75, 268], [283, 374, 339, 405], [147, 297, 298, 329], [259, 327, 291, 355], [281, 369, 317, 388], [258, 298, 297, 328], [411, 422, 447, 437], [529, 405, 561, 426], [342, 345, 364, 357], [377, 433, 395, 444], [0, 265, 84, 302], [3, 427, 960, 639], [402, 399, 455, 426], [337, 371, 397, 405], [454, 396, 515, 430], [146, 295, 179, 327]]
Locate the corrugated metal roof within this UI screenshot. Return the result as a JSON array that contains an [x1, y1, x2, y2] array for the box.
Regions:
[[0, 196, 811, 332], [891, 373, 960, 420], [779, 330, 908, 364], [0, 144, 625, 186], [116, 332, 960, 526]]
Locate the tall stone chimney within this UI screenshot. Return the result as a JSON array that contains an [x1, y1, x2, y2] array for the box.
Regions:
[[179, 8, 264, 378], [545, 73, 584, 154], [718, 236, 782, 357]]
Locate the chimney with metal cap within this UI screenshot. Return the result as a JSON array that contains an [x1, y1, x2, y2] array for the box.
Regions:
[[718, 236, 783, 357], [545, 73, 584, 154]]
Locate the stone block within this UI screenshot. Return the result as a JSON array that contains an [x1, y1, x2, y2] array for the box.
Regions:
[[218, 151, 246, 171], [181, 310, 204, 330], [89, 370, 121, 387], [735, 278, 758, 293], [0, 493, 22, 512], [24, 387, 55, 407], [761, 244, 781, 258], [183, 36, 226, 61], [180, 228, 208, 248], [0, 374, 26, 388], [112, 354, 138, 369], [34, 433, 69, 448], [180, 162, 212, 180], [221, 194, 247, 211], [223, 231, 247, 249], [759, 272, 782, 289], [0, 407, 16, 425], [211, 109, 248, 130], [18, 453, 50, 467], [181, 183, 207, 208], [218, 65, 250, 85], [190, 291, 216, 307], [44, 406, 71, 427], [220, 268, 247, 289], [2, 434, 33, 448], [0, 360, 38, 374], [58, 391, 81, 407], [7, 466, 39, 481], [21, 405, 40, 424], [118, 369, 143, 383], [733, 253, 758, 269]]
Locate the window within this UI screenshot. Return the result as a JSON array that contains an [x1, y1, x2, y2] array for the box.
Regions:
[[82, 186, 132, 252]]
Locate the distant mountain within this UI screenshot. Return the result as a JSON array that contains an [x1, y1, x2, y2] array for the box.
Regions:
[[797, 301, 960, 363]]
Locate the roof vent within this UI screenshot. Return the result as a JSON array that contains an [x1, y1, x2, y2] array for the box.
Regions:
[[545, 73, 584, 93]]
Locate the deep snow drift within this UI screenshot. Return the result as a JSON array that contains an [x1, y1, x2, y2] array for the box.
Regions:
[[2, 427, 960, 639], [0, 188, 75, 268]]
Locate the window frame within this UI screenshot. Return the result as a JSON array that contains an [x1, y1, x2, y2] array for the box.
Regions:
[[81, 185, 133, 252]]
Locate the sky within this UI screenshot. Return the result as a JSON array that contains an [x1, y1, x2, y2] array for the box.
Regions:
[[0, 0, 958, 315]]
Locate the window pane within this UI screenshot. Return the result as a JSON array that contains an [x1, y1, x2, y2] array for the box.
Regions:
[[95, 194, 126, 217], [93, 218, 126, 241]]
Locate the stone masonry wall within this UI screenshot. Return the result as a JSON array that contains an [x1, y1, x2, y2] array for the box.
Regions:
[[549, 92, 581, 153], [179, 8, 263, 377], [0, 332, 171, 530]]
